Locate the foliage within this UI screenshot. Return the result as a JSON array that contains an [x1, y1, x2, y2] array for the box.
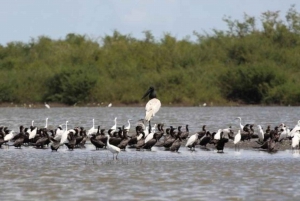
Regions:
[[1, 6, 300, 105]]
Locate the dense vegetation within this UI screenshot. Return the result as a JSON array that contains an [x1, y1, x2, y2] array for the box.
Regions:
[[1, 6, 300, 106]]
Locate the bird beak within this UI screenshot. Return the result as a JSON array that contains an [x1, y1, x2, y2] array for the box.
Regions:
[[142, 88, 151, 99]]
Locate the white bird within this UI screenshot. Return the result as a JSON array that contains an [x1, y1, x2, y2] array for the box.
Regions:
[[44, 102, 50, 109], [236, 117, 244, 130], [186, 133, 199, 151], [44, 118, 48, 129], [108, 103, 112, 107], [143, 125, 150, 138], [110, 117, 117, 133], [257, 125, 265, 142], [233, 130, 241, 151], [290, 120, 300, 137], [278, 126, 289, 142], [124, 119, 132, 132], [87, 119, 98, 136], [291, 131, 300, 150], [142, 86, 161, 128], [214, 129, 222, 140], [145, 124, 157, 144], [28, 126, 38, 140], [106, 134, 120, 160], [4, 130, 14, 142], [222, 127, 232, 139], [60, 121, 71, 144], [54, 125, 64, 141]]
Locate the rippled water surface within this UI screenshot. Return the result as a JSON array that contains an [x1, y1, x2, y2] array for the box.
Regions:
[[0, 106, 300, 201]]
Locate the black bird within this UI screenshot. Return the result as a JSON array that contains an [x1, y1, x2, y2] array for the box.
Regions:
[[179, 124, 189, 140], [90, 134, 105, 150], [143, 133, 158, 151], [216, 133, 229, 153], [170, 135, 182, 152], [199, 131, 212, 149], [118, 127, 130, 150], [13, 132, 25, 148], [50, 138, 60, 151]]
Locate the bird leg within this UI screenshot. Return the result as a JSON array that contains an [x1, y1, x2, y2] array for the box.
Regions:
[[148, 121, 151, 133]]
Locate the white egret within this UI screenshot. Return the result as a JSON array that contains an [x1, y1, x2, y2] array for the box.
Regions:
[[54, 125, 64, 141], [185, 133, 199, 151], [4, 130, 14, 142], [233, 130, 241, 151], [106, 134, 120, 160], [110, 117, 117, 133], [142, 86, 161, 128], [60, 121, 74, 145], [290, 120, 300, 137], [291, 131, 300, 150], [124, 119, 132, 132], [257, 125, 265, 143], [236, 117, 244, 130], [44, 102, 50, 109], [108, 103, 112, 107], [87, 119, 98, 136], [145, 124, 157, 144], [278, 126, 289, 142], [44, 118, 48, 129], [214, 129, 222, 140], [28, 126, 38, 140]]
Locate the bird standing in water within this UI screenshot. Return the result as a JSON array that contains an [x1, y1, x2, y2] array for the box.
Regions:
[[142, 86, 161, 129]]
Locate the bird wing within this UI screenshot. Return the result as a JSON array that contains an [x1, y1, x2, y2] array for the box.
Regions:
[[145, 98, 161, 121], [186, 134, 196, 147]]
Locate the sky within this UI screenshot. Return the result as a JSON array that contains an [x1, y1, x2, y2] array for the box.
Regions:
[[0, 0, 299, 45]]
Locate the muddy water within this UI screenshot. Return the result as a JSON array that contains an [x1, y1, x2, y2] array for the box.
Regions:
[[0, 106, 299, 200]]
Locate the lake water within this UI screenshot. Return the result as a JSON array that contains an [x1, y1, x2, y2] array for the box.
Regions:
[[0, 106, 299, 201]]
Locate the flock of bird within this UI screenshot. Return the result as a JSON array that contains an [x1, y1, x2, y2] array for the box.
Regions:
[[0, 87, 300, 160]]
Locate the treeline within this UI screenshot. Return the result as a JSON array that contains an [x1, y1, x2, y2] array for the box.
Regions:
[[1, 6, 300, 106]]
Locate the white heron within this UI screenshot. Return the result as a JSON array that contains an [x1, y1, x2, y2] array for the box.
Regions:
[[54, 125, 64, 141], [4, 130, 14, 142], [278, 126, 289, 142], [28, 126, 38, 140], [108, 103, 112, 107], [214, 129, 222, 140], [106, 134, 120, 160], [290, 120, 300, 137], [233, 130, 241, 151], [44, 102, 50, 109], [110, 117, 117, 133], [257, 125, 265, 143], [236, 117, 244, 130], [142, 86, 161, 128], [44, 118, 48, 129], [145, 124, 157, 144], [185, 133, 199, 151], [291, 131, 300, 150], [87, 119, 98, 136], [60, 121, 75, 145], [124, 119, 132, 132]]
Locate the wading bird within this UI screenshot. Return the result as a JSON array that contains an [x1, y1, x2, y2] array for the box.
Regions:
[[142, 86, 161, 128], [45, 102, 50, 109], [106, 134, 121, 160]]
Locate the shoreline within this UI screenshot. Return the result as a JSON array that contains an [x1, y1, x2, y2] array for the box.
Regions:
[[0, 102, 297, 108], [155, 138, 293, 152]]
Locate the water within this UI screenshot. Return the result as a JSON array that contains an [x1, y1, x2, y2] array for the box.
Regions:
[[0, 106, 300, 201]]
